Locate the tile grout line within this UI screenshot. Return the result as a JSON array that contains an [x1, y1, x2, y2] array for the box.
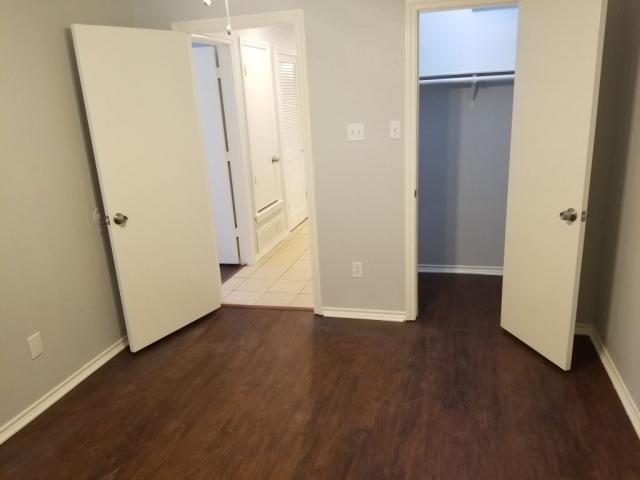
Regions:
[[222, 221, 313, 306]]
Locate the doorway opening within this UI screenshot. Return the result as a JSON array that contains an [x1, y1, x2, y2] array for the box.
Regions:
[[186, 18, 318, 310], [416, 5, 518, 307], [407, 0, 608, 371]]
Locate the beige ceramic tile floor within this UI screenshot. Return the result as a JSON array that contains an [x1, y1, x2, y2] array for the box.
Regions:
[[222, 221, 313, 309]]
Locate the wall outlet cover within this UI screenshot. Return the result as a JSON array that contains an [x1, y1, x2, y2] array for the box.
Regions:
[[347, 123, 364, 141], [390, 120, 401, 139], [352, 262, 363, 278], [27, 332, 44, 359]]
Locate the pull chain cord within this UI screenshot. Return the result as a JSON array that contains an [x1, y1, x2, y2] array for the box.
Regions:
[[202, 0, 231, 35], [225, 0, 232, 35]]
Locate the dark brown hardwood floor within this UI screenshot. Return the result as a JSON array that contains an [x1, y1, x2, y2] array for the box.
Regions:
[[1, 274, 639, 479]]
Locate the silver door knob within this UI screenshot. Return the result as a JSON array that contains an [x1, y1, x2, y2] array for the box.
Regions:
[[113, 213, 128, 225], [559, 208, 577, 222], [272, 156, 280, 163]]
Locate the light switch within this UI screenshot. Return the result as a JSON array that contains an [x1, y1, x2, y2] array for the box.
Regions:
[[390, 120, 401, 139], [27, 332, 44, 359], [347, 123, 364, 141]]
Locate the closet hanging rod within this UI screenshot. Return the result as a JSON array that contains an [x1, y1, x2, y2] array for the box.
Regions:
[[419, 73, 515, 85]]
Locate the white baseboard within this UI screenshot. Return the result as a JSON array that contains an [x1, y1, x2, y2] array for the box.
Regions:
[[573, 323, 592, 336], [0, 336, 128, 445], [574, 323, 640, 439], [417, 264, 503, 276], [322, 307, 406, 322]]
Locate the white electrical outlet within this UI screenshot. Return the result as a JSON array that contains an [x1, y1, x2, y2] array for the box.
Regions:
[[352, 262, 363, 278], [347, 123, 364, 141], [27, 332, 44, 359], [390, 120, 401, 139]]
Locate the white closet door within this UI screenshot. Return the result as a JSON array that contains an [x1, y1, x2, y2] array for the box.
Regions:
[[275, 51, 308, 229], [501, 0, 608, 370], [72, 25, 222, 352], [192, 45, 239, 264], [240, 40, 280, 212]]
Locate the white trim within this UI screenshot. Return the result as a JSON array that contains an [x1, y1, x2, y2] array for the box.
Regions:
[[0, 336, 128, 445], [418, 264, 503, 276], [404, 0, 518, 321], [573, 323, 592, 336], [574, 323, 640, 439], [173, 10, 323, 315], [255, 199, 284, 222], [322, 308, 406, 322], [275, 47, 297, 57]]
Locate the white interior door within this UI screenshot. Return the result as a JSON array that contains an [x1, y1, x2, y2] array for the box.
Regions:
[[501, 0, 607, 370], [72, 25, 222, 352], [275, 51, 308, 229], [240, 39, 280, 213], [192, 44, 239, 264]]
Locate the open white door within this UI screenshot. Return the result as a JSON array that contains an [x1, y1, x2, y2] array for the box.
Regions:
[[240, 39, 280, 213], [275, 51, 308, 229], [192, 44, 240, 265], [72, 25, 222, 352], [501, 0, 608, 370]]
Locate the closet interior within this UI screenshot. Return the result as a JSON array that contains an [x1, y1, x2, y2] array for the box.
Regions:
[[418, 6, 519, 276]]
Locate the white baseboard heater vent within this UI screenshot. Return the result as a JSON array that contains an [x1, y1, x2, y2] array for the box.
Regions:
[[257, 214, 286, 253]]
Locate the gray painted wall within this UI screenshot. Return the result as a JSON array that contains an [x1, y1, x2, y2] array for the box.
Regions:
[[0, 0, 133, 427], [133, 0, 406, 312], [418, 83, 513, 268], [585, 0, 640, 418]]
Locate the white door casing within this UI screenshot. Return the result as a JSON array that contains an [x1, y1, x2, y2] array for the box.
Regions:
[[72, 25, 223, 352], [405, 0, 608, 368], [240, 39, 281, 213], [275, 50, 308, 229], [500, 0, 608, 370], [192, 44, 240, 264]]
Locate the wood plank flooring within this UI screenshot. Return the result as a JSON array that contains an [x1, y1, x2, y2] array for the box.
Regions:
[[1, 273, 639, 479]]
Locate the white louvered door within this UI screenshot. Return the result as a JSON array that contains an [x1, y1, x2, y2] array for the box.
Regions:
[[275, 51, 308, 229]]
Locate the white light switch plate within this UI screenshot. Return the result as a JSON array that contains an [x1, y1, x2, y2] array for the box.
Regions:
[[27, 332, 44, 359], [390, 120, 401, 139], [347, 123, 364, 141]]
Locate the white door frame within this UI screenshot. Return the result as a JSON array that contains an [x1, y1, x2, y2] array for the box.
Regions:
[[404, 0, 517, 320], [173, 10, 323, 314], [190, 34, 253, 266]]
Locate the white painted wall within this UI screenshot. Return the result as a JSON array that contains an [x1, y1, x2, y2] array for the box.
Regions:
[[236, 25, 297, 51], [133, 0, 406, 311], [0, 0, 133, 427], [419, 7, 518, 77]]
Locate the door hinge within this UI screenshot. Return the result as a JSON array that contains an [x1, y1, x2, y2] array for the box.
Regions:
[[582, 210, 588, 222], [234, 228, 240, 238], [216, 67, 222, 79], [414, 189, 417, 198], [225, 151, 231, 163]]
